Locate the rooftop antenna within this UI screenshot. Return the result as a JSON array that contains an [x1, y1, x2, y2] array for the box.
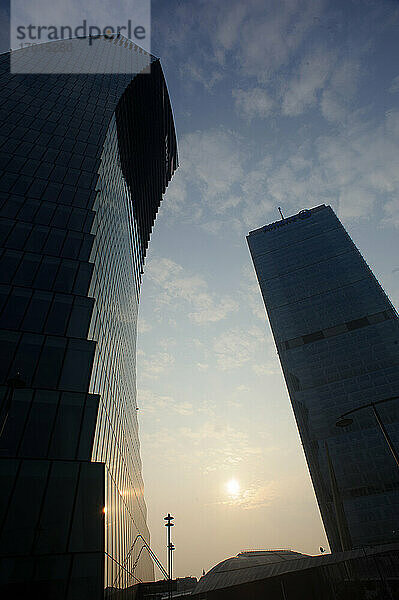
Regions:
[[278, 207, 285, 220]]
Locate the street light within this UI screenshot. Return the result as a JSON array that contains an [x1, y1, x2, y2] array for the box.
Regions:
[[335, 396, 399, 468], [169, 542, 175, 595], [164, 513, 175, 599]]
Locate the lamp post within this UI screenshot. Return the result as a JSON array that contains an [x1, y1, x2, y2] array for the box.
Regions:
[[169, 542, 175, 596], [164, 513, 174, 599], [335, 395, 399, 468], [0, 372, 26, 438]]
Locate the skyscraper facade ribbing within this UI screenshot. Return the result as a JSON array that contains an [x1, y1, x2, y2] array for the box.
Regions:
[[247, 205, 399, 552], [0, 37, 177, 597]]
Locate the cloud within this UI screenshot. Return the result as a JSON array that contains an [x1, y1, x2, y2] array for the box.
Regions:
[[336, 186, 375, 220], [385, 109, 399, 138], [215, 0, 326, 80], [317, 115, 399, 221], [156, 3, 399, 234], [163, 127, 283, 231], [215, 2, 247, 56], [179, 60, 223, 91], [232, 87, 274, 120], [233, 108, 399, 226], [281, 49, 334, 116], [382, 199, 399, 229], [173, 105, 399, 230], [221, 480, 279, 510], [213, 329, 254, 369], [213, 326, 269, 370], [138, 351, 175, 379], [389, 74, 399, 93], [211, 324, 277, 375], [240, 156, 275, 228], [154, 0, 326, 88], [280, 43, 362, 121], [179, 421, 264, 473], [177, 128, 243, 200], [163, 111, 399, 232], [252, 363, 276, 376], [320, 59, 361, 123], [147, 257, 239, 323], [138, 318, 152, 334], [238, 264, 268, 321], [163, 128, 245, 226], [320, 89, 347, 123], [141, 419, 265, 474], [138, 389, 194, 416], [196, 362, 209, 371], [200, 221, 223, 235], [235, 384, 251, 393]]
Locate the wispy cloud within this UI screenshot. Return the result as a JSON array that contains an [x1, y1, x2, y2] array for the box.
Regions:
[[143, 420, 265, 474], [214, 0, 326, 81], [213, 329, 255, 370], [281, 49, 334, 116], [147, 257, 239, 323], [165, 128, 244, 218], [212, 326, 275, 371], [179, 60, 223, 91], [318, 113, 399, 221], [138, 318, 153, 334], [219, 480, 279, 510], [138, 389, 194, 415], [239, 109, 399, 225], [232, 87, 274, 121], [389, 75, 399, 93], [196, 362, 209, 371], [239, 264, 268, 322], [155, 0, 326, 87], [165, 105, 399, 236], [138, 350, 175, 379], [320, 58, 361, 123], [252, 363, 276, 376]]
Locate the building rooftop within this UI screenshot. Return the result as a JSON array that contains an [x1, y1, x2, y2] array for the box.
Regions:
[[247, 204, 327, 237], [193, 543, 399, 594]]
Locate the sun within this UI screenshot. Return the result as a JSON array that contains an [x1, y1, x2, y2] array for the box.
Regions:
[[226, 478, 240, 497]]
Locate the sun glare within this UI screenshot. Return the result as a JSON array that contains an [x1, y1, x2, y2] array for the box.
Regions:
[[226, 478, 240, 497]]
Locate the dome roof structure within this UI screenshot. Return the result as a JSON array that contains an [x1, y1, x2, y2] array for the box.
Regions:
[[193, 549, 310, 594]]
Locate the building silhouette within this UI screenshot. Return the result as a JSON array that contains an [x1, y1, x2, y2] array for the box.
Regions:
[[0, 37, 177, 597], [191, 546, 399, 599], [247, 205, 399, 552]]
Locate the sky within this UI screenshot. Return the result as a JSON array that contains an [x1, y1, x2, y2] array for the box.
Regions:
[[137, 0, 399, 579], [2, 0, 399, 582]]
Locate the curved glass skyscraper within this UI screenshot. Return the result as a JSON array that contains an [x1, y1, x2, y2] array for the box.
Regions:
[[0, 36, 177, 597], [248, 205, 399, 553]]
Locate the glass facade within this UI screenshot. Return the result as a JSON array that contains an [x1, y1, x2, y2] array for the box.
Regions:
[[0, 36, 177, 597], [247, 205, 399, 552]]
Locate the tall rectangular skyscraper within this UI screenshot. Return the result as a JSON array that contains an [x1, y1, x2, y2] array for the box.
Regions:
[[0, 37, 177, 597], [247, 205, 399, 552]]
